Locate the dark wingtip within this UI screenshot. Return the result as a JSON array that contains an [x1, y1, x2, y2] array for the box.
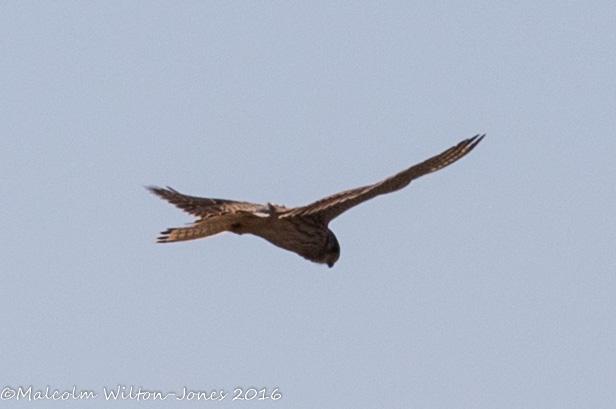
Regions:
[[468, 133, 485, 142], [466, 133, 486, 151], [146, 185, 164, 195], [146, 185, 180, 200]]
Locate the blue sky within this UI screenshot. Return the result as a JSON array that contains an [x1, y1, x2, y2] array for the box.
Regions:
[[1, 1, 615, 408]]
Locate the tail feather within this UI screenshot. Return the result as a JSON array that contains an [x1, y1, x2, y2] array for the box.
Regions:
[[156, 220, 229, 243]]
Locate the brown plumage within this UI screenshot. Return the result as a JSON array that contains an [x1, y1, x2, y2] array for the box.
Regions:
[[148, 134, 484, 267]]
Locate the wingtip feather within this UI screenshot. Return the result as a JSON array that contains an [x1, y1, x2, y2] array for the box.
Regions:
[[465, 133, 485, 152]]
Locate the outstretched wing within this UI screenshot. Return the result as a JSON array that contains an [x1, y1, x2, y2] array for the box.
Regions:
[[147, 186, 267, 243], [286, 134, 484, 223]]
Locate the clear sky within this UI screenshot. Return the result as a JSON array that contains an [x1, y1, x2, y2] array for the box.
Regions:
[[1, 1, 615, 408]]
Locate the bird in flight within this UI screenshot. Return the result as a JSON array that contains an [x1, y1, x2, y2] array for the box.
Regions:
[[148, 134, 484, 267]]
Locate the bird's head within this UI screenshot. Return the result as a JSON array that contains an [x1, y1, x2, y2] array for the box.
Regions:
[[324, 230, 340, 268]]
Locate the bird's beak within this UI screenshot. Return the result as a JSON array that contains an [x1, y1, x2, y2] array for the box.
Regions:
[[327, 262, 334, 268]]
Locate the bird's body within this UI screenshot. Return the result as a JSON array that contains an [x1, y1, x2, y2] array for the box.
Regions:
[[148, 134, 484, 267], [232, 213, 339, 267]]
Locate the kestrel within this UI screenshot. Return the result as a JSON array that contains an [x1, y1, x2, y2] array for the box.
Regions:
[[148, 134, 484, 267]]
